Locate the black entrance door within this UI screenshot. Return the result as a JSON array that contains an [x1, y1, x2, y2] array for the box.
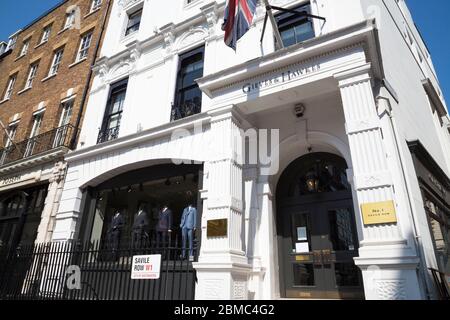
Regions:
[[281, 198, 363, 299], [277, 153, 364, 299]]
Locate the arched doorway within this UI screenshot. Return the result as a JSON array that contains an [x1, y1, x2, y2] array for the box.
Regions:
[[276, 152, 363, 299]]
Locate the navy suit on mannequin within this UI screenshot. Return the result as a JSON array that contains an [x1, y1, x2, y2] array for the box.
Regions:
[[108, 211, 124, 260], [132, 205, 150, 248], [180, 205, 197, 260], [156, 206, 172, 248]]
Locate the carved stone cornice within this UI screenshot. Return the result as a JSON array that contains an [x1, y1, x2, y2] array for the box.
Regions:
[[159, 23, 176, 55], [200, 2, 219, 37]]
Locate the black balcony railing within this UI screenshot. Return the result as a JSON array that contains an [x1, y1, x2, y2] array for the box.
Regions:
[[171, 101, 201, 122], [0, 124, 76, 166], [97, 126, 120, 144]]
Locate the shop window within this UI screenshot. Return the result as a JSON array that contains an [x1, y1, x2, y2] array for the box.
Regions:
[[98, 79, 128, 144], [171, 46, 204, 121], [83, 165, 202, 256], [425, 197, 450, 274], [275, 3, 315, 48], [0, 185, 48, 247]]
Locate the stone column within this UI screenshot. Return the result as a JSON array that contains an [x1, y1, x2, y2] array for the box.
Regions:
[[52, 163, 83, 242], [257, 178, 279, 299], [193, 106, 252, 300], [334, 64, 423, 300], [35, 161, 67, 243], [243, 165, 264, 300]]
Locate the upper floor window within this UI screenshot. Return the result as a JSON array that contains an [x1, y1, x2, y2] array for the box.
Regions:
[[4, 124, 18, 149], [98, 79, 128, 144], [76, 32, 93, 61], [91, 0, 102, 12], [25, 63, 39, 89], [172, 46, 204, 121], [3, 75, 17, 100], [49, 48, 64, 76], [276, 3, 315, 48], [19, 40, 30, 57], [24, 112, 44, 157], [6, 36, 17, 51], [64, 10, 76, 29], [53, 99, 74, 148], [125, 9, 142, 36], [0, 123, 18, 164], [40, 25, 52, 44]]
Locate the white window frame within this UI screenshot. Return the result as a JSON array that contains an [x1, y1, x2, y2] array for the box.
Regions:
[[53, 99, 74, 148], [91, 0, 102, 12], [0, 123, 18, 164], [25, 63, 39, 89], [49, 49, 64, 76], [41, 25, 52, 44], [7, 36, 17, 51], [125, 9, 142, 36], [76, 32, 93, 61], [24, 111, 44, 157], [4, 124, 18, 149], [64, 10, 76, 29], [19, 40, 30, 57], [3, 75, 17, 100]]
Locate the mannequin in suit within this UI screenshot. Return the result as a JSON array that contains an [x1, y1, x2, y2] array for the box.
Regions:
[[107, 210, 124, 260], [180, 204, 197, 260], [156, 205, 172, 248], [132, 204, 150, 248]]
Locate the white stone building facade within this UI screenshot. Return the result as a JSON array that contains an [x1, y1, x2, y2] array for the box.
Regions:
[[52, 0, 450, 300]]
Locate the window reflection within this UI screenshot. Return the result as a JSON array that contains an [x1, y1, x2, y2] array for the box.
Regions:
[[328, 209, 356, 251]]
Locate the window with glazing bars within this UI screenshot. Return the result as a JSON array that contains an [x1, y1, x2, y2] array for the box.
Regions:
[[276, 3, 315, 48]]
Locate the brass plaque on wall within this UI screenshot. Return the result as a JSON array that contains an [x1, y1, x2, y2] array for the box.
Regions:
[[207, 219, 228, 238], [361, 200, 398, 225]]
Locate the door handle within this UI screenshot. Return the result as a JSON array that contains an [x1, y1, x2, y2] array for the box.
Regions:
[[313, 250, 322, 266], [321, 249, 334, 265]]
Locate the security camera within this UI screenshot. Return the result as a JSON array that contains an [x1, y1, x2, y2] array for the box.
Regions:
[[294, 103, 306, 118]]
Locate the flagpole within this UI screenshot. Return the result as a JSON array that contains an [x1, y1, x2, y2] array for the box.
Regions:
[[261, 0, 284, 50]]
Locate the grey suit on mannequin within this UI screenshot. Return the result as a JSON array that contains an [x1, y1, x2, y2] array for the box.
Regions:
[[180, 205, 197, 259]]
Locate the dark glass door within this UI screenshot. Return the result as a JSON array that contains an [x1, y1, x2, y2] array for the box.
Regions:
[[281, 199, 363, 299]]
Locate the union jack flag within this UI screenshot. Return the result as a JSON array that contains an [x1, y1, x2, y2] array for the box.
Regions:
[[222, 0, 258, 50]]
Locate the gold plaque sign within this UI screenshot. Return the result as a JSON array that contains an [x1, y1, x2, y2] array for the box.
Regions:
[[207, 219, 228, 238], [361, 201, 397, 225]]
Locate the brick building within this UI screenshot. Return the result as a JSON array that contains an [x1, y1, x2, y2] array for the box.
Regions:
[[0, 0, 111, 245]]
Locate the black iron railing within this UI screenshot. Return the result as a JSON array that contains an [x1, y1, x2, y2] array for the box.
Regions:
[[0, 237, 197, 300], [171, 101, 201, 122], [97, 126, 120, 144], [0, 124, 76, 166]]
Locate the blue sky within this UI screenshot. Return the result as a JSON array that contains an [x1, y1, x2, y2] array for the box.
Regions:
[[0, 0, 449, 107]]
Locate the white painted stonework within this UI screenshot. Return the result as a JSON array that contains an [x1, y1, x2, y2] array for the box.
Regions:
[[52, 0, 450, 300]]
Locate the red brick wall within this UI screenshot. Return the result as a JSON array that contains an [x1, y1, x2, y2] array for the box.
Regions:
[[0, 0, 111, 147]]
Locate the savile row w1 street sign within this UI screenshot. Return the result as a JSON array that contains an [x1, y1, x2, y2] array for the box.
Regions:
[[131, 255, 162, 279]]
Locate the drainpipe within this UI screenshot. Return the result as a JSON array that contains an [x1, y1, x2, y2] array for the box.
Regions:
[[377, 95, 432, 300], [70, 0, 113, 149]]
